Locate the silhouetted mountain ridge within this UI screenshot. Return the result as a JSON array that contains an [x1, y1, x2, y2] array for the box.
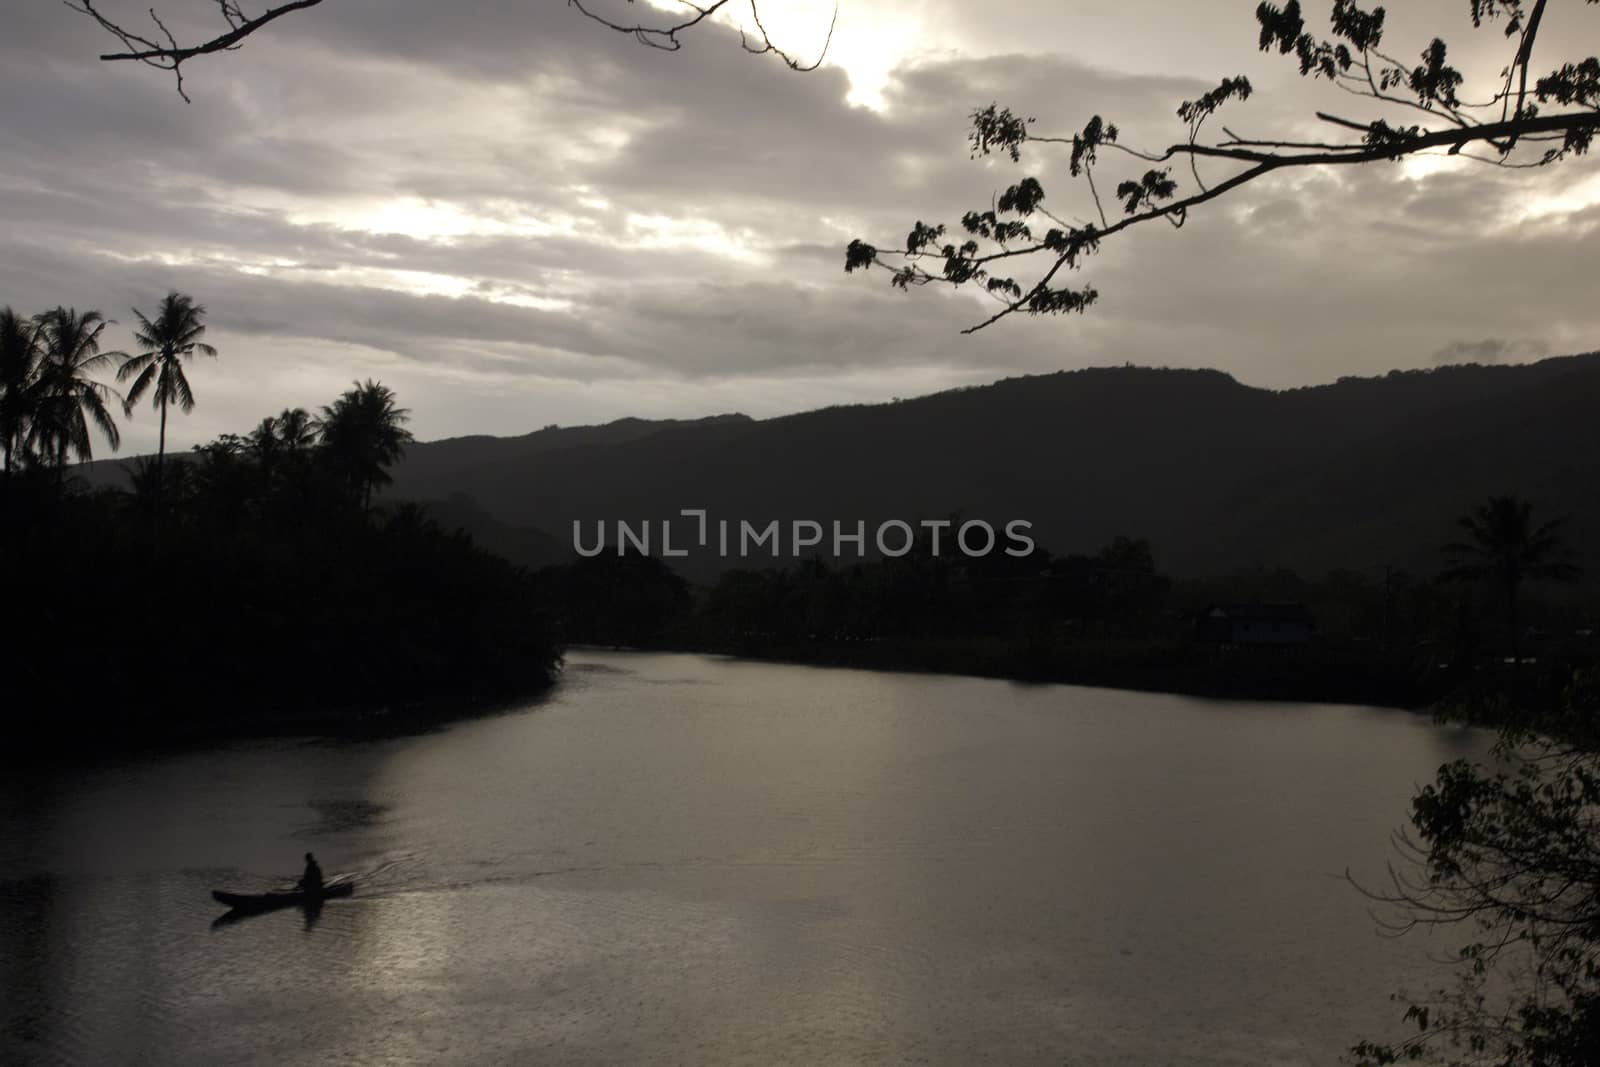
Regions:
[[80, 357, 1600, 580], [378, 355, 1600, 579]]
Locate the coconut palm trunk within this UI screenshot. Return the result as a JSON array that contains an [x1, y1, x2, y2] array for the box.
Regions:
[[156, 369, 169, 501]]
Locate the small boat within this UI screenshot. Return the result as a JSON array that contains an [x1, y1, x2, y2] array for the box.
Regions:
[[212, 877, 355, 914]]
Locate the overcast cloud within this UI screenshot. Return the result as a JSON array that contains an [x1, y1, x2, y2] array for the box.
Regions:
[[3, 0, 1598, 454]]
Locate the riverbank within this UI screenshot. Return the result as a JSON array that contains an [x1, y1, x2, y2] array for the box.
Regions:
[[12, 635, 1432, 766], [6, 676, 562, 766], [649, 635, 1434, 709]]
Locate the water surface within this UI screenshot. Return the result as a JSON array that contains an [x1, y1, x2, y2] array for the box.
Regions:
[[0, 651, 1486, 1064]]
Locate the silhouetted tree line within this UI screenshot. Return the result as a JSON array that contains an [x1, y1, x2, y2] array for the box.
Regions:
[[685, 532, 1165, 648], [541, 500, 1595, 711], [2, 297, 558, 750], [536, 551, 693, 649]]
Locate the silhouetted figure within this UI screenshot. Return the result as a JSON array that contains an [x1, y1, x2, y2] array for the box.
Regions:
[[299, 852, 324, 895]]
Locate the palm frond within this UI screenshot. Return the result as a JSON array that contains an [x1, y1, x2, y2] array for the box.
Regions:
[[124, 361, 159, 409], [82, 387, 122, 453], [116, 351, 156, 383], [172, 363, 196, 412]]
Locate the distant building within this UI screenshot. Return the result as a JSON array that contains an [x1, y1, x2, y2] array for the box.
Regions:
[[1196, 604, 1313, 646]]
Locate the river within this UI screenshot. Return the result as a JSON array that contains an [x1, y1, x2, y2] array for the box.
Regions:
[[0, 650, 1488, 1065]]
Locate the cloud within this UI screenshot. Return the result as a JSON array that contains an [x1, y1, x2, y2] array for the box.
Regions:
[[6, 0, 1600, 459]]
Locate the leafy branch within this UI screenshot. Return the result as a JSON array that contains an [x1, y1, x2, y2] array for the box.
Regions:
[[845, 0, 1600, 333]]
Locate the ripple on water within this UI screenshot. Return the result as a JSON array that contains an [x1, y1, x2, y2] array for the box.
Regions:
[[3, 650, 1488, 1065]]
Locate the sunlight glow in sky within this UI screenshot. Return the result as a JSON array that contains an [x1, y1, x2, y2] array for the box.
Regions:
[[642, 0, 926, 108], [624, 213, 770, 263], [1515, 168, 1600, 224], [6, 0, 1600, 456], [284, 197, 579, 242]]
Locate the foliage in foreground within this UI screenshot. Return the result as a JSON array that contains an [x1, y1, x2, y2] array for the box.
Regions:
[[1354, 670, 1600, 1065]]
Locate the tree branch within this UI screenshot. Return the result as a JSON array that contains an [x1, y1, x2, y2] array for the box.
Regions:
[[68, 0, 830, 97], [567, 0, 738, 53], [64, 0, 326, 99], [849, 1, 1600, 334]]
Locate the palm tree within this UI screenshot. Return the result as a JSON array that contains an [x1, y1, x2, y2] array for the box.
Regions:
[[1443, 495, 1581, 665], [317, 380, 414, 510], [28, 307, 125, 476], [248, 406, 317, 463], [117, 292, 217, 499], [246, 406, 320, 506], [273, 407, 317, 453], [248, 416, 279, 461], [0, 307, 43, 479]]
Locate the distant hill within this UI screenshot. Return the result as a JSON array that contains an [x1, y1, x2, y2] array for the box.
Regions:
[[81, 357, 1600, 581], [388, 414, 754, 495], [375, 354, 1600, 582]]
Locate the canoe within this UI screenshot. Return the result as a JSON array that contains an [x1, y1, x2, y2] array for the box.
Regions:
[[212, 878, 354, 913]]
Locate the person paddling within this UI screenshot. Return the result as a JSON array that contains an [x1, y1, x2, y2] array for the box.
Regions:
[[298, 852, 324, 895]]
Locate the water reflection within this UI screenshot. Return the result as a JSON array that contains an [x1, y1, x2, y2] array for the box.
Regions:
[[3, 651, 1492, 1065], [210, 892, 349, 931]]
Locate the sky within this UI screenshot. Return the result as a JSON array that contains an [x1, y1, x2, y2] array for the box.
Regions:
[[4, 0, 1599, 455]]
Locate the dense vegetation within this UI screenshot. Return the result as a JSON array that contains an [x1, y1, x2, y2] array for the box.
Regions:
[[2, 297, 559, 751], [544, 510, 1594, 711]]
